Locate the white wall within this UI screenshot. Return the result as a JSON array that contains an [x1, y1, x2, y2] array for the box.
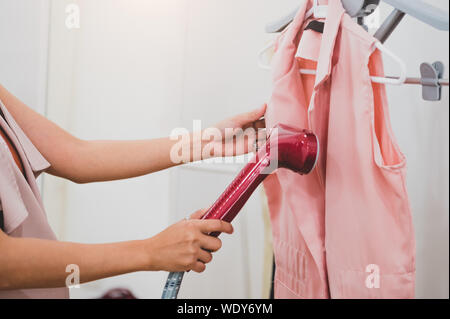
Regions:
[[378, 0, 449, 299], [0, 0, 50, 191], [44, 0, 188, 299], [1, 0, 448, 299], [0, 0, 50, 114], [171, 0, 301, 299]]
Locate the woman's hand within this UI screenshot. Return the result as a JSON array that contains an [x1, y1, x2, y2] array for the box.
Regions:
[[0, 209, 232, 289], [202, 104, 267, 159], [144, 210, 233, 273]]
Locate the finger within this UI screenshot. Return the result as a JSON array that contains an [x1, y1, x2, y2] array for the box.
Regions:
[[253, 118, 266, 130], [243, 103, 267, 122], [199, 219, 234, 235], [190, 209, 207, 220], [197, 249, 213, 264], [242, 118, 266, 132], [192, 261, 206, 273], [256, 103, 267, 118], [199, 236, 222, 252]]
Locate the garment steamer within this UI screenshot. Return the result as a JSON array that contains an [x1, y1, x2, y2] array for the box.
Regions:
[[161, 124, 319, 299]]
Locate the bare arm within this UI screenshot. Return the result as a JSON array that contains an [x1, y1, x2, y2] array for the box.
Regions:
[[0, 84, 265, 183], [0, 230, 147, 289], [0, 211, 233, 290]]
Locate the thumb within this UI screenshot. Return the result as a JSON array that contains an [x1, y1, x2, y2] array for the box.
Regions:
[[244, 103, 267, 122], [253, 103, 267, 120]]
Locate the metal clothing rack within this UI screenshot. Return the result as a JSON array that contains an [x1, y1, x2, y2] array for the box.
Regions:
[[265, 0, 449, 101], [373, 0, 449, 100]]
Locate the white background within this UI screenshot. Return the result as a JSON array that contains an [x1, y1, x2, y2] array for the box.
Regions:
[[0, 0, 448, 299]]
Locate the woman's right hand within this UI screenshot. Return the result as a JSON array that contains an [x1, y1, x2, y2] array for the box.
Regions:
[[144, 210, 233, 273]]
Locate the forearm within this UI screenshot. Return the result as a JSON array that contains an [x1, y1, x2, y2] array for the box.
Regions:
[[66, 138, 183, 183], [0, 84, 205, 183], [0, 233, 149, 290], [59, 133, 210, 183]]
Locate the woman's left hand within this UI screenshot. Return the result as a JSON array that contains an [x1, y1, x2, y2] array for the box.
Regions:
[[203, 104, 267, 158]]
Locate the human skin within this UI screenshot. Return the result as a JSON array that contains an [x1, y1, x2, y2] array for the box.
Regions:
[[0, 84, 266, 290]]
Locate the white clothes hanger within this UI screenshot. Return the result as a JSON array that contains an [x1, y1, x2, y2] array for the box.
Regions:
[[258, 1, 407, 85], [258, 41, 406, 85], [306, 0, 328, 19]]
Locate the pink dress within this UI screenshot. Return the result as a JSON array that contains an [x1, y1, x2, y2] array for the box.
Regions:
[[0, 100, 68, 299], [264, 0, 415, 299]]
